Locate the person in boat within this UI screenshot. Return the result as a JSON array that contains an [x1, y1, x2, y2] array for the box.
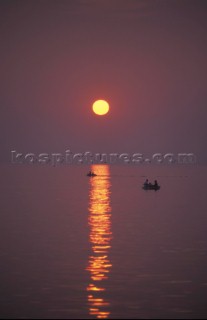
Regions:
[[144, 179, 149, 187], [88, 171, 96, 176], [154, 180, 158, 187]]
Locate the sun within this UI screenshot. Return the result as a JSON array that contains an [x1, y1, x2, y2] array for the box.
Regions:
[[92, 100, 110, 116]]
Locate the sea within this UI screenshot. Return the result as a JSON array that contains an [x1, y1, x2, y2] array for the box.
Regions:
[[0, 164, 207, 319]]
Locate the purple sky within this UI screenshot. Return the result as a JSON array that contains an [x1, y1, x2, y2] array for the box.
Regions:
[[1, 0, 207, 163]]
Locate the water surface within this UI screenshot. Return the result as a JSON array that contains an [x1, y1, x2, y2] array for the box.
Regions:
[[0, 164, 207, 319]]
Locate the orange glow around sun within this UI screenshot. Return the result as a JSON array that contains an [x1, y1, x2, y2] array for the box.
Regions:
[[92, 100, 109, 116]]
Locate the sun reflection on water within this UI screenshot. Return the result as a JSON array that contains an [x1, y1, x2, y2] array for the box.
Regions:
[[86, 165, 112, 319]]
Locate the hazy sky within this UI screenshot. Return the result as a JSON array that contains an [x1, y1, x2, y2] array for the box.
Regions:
[[1, 0, 207, 163]]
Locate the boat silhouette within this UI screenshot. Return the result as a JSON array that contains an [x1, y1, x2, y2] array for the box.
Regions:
[[87, 172, 97, 177]]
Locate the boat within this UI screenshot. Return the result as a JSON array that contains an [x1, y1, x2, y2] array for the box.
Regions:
[[87, 172, 97, 177], [142, 184, 160, 191]]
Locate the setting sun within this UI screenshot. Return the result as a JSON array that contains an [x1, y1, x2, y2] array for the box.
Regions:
[[92, 100, 110, 116]]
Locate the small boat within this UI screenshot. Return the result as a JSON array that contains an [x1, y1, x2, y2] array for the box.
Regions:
[[87, 172, 97, 177], [143, 184, 160, 191]]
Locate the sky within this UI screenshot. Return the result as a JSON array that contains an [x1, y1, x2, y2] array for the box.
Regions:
[[0, 0, 207, 163]]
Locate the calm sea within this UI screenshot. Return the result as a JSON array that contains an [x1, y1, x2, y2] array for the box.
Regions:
[[0, 164, 207, 319]]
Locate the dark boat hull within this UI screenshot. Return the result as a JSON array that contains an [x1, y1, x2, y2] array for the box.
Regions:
[[143, 185, 160, 191]]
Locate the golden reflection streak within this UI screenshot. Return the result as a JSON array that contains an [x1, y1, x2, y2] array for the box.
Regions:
[[86, 165, 112, 319]]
